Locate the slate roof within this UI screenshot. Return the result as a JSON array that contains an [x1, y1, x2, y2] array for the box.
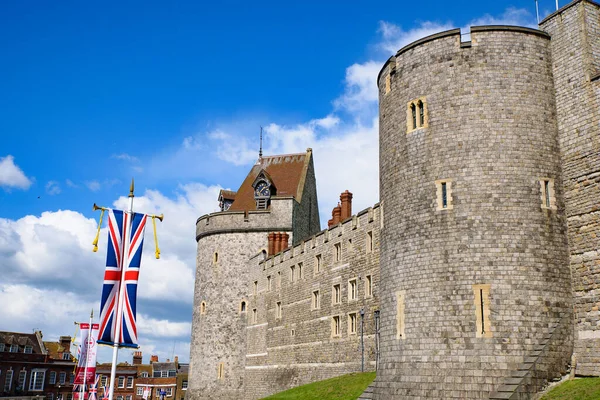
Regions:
[[228, 150, 312, 211], [43, 341, 73, 360], [0, 331, 44, 354]]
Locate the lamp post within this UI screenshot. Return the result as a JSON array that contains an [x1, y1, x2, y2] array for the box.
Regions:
[[360, 308, 365, 372]]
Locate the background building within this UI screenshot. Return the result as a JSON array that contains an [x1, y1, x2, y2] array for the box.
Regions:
[[0, 331, 76, 400]]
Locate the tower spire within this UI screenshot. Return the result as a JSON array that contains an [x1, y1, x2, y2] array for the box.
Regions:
[[259, 126, 263, 159]]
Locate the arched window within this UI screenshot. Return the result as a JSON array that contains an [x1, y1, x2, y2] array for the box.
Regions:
[[418, 100, 424, 126], [240, 301, 247, 313], [213, 252, 218, 263], [200, 301, 206, 315], [410, 103, 417, 130]]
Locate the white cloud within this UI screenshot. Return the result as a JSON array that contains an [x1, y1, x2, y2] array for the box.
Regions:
[[85, 179, 121, 192], [45, 181, 61, 195], [468, 7, 535, 28], [66, 179, 78, 188], [0, 183, 221, 362], [86, 180, 101, 192], [0, 155, 33, 190]]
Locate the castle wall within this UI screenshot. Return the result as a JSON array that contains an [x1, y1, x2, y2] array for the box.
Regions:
[[540, 0, 600, 377], [243, 205, 381, 399], [291, 152, 321, 245], [375, 26, 572, 399]]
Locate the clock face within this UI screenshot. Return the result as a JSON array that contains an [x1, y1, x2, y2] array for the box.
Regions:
[[254, 181, 270, 197]]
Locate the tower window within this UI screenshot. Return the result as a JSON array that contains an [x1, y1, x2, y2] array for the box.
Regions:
[[240, 301, 246, 313], [332, 284, 341, 305], [365, 275, 372, 298], [348, 278, 358, 301], [298, 262, 303, 279], [217, 363, 224, 380], [385, 74, 391, 94], [396, 291, 405, 339], [315, 254, 322, 275], [435, 180, 453, 211], [473, 284, 492, 338], [366, 231, 373, 253], [253, 281, 258, 295], [252, 309, 258, 324], [290, 265, 295, 283], [407, 97, 428, 133], [276, 302, 282, 319], [331, 315, 341, 337], [213, 252, 218, 264], [312, 290, 320, 310], [200, 301, 206, 315], [540, 178, 556, 210], [334, 243, 341, 262], [348, 312, 357, 335], [267, 275, 272, 291]]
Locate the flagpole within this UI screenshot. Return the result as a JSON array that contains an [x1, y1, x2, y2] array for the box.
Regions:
[[108, 179, 135, 400], [81, 310, 93, 400]]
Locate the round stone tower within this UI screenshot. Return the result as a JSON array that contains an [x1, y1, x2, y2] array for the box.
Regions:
[[376, 26, 572, 398]]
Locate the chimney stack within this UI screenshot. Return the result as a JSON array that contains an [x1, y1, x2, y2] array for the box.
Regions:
[[150, 355, 158, 364], [59, 336, 71, 353], [133, 351, 143, 365], [174, 356, 179, 366], [340, 190, 353, 220], [332, 203, 342, 225], [281, 233, 289, 250], [274, 232, 282, 254], [268, 232, 275, 256]]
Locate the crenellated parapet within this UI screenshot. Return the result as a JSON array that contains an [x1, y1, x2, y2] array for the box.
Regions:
[[196, 197, 295, 242]]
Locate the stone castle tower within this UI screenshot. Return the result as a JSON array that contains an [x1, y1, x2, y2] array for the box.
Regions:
[[187, 150, 320, 399], [374, 0, 598, 398], [187, 1, 599, 398]]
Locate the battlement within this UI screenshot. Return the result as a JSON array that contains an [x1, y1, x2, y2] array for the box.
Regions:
[[196, 197, 295, 241], [258, 203, 381, 267], [377, 25, 550, 85]]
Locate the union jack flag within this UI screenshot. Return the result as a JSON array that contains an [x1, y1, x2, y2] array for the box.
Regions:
[[98, 209, 147, 347], [88, 375, 99, 400]]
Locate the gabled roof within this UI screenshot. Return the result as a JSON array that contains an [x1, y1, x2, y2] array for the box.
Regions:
[[0, 331, 45, 354], [43, 341, 73, 361], [218, 190, 237, 202], [228, 149, 312, 212]]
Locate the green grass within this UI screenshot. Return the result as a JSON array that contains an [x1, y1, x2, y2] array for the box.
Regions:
[[540, 377, 600, 400], [261, 372, 376, 400]]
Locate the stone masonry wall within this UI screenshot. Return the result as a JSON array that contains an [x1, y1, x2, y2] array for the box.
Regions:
[[375, 27, 572, 398], [541, 0, 600, 376], [244, 205, 381, 400], [291, 151, 321, 245]]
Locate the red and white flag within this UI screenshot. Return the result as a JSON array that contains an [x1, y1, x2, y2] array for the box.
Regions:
[[74, 323, 100, 385]]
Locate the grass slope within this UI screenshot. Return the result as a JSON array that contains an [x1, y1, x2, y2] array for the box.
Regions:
[[540, 377, 600, 400], [261, 372, 376, 400]]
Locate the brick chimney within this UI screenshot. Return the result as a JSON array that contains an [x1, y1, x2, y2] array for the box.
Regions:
[[174, 356, 179, 366], [274, 232, 282, 254], [281, 233, 289, 250], [268, 232, 275, 256], [332, 203, 342, 225], [150, 354, 158, 364], [59, 336, 71, 353], [340, 190, 353, 220], [133, 351, 143, 365]]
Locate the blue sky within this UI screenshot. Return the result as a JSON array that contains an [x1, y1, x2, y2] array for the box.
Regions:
[[0, 0, 560, 363]]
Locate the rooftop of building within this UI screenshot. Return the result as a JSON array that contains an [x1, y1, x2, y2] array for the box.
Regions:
[[0, 330, 45, 354], [227, 149, 312, 212]]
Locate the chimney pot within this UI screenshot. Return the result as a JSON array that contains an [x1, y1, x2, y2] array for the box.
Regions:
[[281, 233, 289, 250], [268, 232, 276, 256], [340, 190, 353, 220], [332, 203, 342, 225], [274, 232, 282, 254]]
